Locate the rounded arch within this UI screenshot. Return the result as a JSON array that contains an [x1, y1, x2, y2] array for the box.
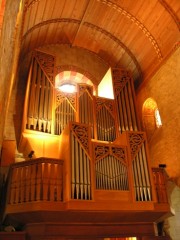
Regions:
[[142, 98, 162, 140], [55, 69, 97, 94]]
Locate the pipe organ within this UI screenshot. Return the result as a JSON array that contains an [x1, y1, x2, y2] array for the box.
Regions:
[[26, 52, 54, 133], [93, 142, 129, 191], [127, 132, 151, 201], [112, 69, 138, 133], [95, 97, 117, 142], [55, 92, 76, 135], [23, 51, 154, 203], [78, 84, 94, 138], [70, 123, 92, 200]]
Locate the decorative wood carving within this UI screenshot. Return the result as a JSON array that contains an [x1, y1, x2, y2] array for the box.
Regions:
[[128, 132, 145, 159], [72, 123, 89, 154], [56, 92, 76, 110], [79, 84, 93, 97], [34, 51, 55, 86], [111, 146, 126, 163], [95, 97, 113, 113], [94, 145, 110, 160], [112, 69, 131, 96]]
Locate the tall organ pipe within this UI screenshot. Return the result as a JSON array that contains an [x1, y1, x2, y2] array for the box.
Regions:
[[70, 132, 91, 200], [27, 57, 53, 133]]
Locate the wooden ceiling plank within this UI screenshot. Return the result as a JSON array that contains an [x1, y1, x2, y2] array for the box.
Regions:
[[35, 22, 50, 49], [30, 1, 48, 53], [72, 0, 92, 46], [45, 22, 58, 45], [42, 0, 57, 21], [41, 0, 57, 45], [22, 9, 30, 36], [60, 0, 77, 18], [50, 0, 66, 19], [159, 0, 180, 28], [70, 0, 89, 20], [136, 0, 157, 22], [33, 0, 47, 25]]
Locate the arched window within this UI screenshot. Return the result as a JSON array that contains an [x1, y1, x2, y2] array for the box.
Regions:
[[142, 98, 162, 140]]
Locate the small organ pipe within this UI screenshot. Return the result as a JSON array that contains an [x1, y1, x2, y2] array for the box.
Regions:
[[75, 138, 80, 199], [127, 81, 137, 131], [117, 94, 125, 132], [138, 149, 148, 201], [83, 150, 88, 199], [71, 133, 75, 198], [124, 84, 133, 131], [121, 89, 128, 131], [141, 143, 151, 200], [79, 146, 84, 199], [38, 73, 45, 131], [132, 159, 140, 200], [28, 60, 37, 128], [47, 83, 53, 133], [33, 65, 41, 129]]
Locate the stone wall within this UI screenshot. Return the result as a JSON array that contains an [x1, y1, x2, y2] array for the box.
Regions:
[[136, 47, 180, 240], [0, 0, 22, 153], [136, 47, 180, 186], [165, 181, 180, 240]]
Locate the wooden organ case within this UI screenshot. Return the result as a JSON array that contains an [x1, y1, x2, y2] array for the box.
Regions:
[[5, 51, 170, 239]]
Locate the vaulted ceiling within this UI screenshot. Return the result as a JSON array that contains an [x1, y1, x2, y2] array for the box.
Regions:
[[20, 0, 179, 87]]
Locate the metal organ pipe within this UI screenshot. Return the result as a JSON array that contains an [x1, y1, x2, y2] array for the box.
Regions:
[[131, 137, 152, 201], [55, 94, 76, 135], [114, 76, 138, 133], [95, 145, 128, 191], [78, 86, 94, 138], [27, 57, 53, 133], [127, 81, 138, 131], [71, 132, 91, 200]]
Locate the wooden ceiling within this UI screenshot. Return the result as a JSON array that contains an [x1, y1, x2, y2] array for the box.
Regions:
[[20, 0, 180, 87]]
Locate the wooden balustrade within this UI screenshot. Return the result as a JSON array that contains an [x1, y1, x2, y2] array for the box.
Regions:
[[152, 168, 168, 203], [7, 158, 63, 204]]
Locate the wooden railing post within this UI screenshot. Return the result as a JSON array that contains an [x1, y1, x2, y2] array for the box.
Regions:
[[152, 168, 168, 203]]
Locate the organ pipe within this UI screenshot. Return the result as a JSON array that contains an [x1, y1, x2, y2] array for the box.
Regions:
[[78, 85, 94, 137], [130, 134, 152, 201], [95, 98, 117, 142], [71, 132, 91, 200], [27, 56, 53, 133], [112, 69, 138, 133], [55, 93, 76, 135]]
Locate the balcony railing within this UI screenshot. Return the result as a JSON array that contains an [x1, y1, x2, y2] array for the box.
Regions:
[[6, 158, 63, 204]]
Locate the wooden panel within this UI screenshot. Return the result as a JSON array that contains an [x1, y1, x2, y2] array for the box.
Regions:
[[95, 190, 130, 202], [1, 140, 16, 166], [0, 232, 26, 240]]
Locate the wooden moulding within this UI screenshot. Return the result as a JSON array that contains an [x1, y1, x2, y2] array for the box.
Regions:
[[24, 222, 155, 239], [0, 232, 26, 240], [94, 189, 131, 202]]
